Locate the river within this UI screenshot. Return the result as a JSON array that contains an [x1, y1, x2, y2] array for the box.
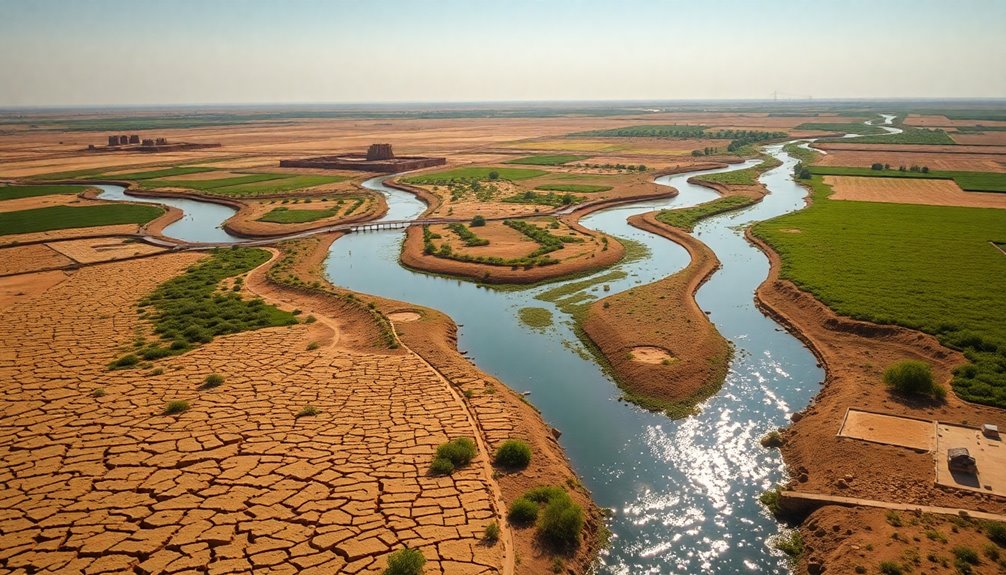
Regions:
[[96, 116, 896, 573]]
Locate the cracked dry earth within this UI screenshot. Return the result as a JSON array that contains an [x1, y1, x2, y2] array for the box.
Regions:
[[0, 254, 504, 574]]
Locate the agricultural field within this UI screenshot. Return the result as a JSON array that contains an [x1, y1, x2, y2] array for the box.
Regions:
[[795, 122, 888, 135], [754, 175, 1006, 407], [0, 204, 163, 236], [504, 154, 589, 166], [809, 166, 1006, 193], [403, 166, 548, 184], [822, 175, 1006, 208], [257, 206, 342, 223], [820, 127, 956, 145], [535, 184, 612, 193], [0, 184, 92, 201]]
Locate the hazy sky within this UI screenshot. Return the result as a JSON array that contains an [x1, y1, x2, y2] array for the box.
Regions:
[[1, 0, 1004, 107]]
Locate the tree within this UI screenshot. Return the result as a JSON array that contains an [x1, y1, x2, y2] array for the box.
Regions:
[[470, 215, 486, 227], [884, 163, 891, 170], [922, 166, 930, 173], [692, 150, 703, 157], [487, 171, 499, 181], [871, 163, 884, 171]]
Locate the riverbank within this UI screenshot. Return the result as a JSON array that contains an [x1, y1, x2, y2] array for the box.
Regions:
[[748, 229, 1006, 570], [273, 233, 606, 572]]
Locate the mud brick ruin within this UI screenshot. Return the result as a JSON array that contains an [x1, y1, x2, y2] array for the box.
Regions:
[[280, 144, 446, 173], [98, 134, 221, 153]]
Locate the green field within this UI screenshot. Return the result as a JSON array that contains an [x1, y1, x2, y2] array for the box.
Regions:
[[139, 174, 347, 196], [105, 167, 216, 180], [822, 127, 955, 145], [656, 196, 757, 232], [809, 166, 1006, 193], [257, 206, 340, 223], [795, 122, 887, 135], [0, 185, 91, 201], [403, 167, 548, 184], [693, 156, 782, 186], [573, 125, 708, 138], [535, 184, 612, 193], [502, 191, 583, 207], [505, 155, 588, 166], [0, 204, 164, 236], [754, 176, 1006, 408]]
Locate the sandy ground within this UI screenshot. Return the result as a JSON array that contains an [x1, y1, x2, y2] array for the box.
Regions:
[[0, 252, 514, 575], [798, 506, 1006, 575], [935, 424, 1006, 497], [629, 346, 675, 365], [0, 270, 68, 306], [387, 311, 421, 322], [838, 409, 936, 451], [823, 175, 1006, 208], [582, 212, 731, 412]]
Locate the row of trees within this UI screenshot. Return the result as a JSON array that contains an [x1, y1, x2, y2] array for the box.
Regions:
[[871, 163, 930, 173]]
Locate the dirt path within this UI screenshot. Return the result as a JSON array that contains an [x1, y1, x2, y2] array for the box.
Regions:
[[780, 491, 1006, 522]]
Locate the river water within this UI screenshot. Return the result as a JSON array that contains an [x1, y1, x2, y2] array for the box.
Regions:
[[95, 117, 896, 572]]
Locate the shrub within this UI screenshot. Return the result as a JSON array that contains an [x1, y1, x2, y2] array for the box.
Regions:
[[507, 497, 538, 525], [383, 547, 425, 575], [759, 485, 783, 517], [483, 521, 500, 543], [471, 215, 486, 227], [879, 561, 903, 575], [538, 494, 584, 549], [163, 400, 189, 415], [774, 530, 803, 557], [111, 354, 139, 369], [296, 405, 319, 418], [201, 373, 224, 389], [494, 440, 532, 470], [429, 457, 455, 476], [523, 486, 567, 504], [760, 430, 784, 448], [884, 360, 944, 399], [91, 388, 106, 398], [435, 437, 477, 468], [307, 341, 319, 350], [953, 546, 980, 564], [986, 521, 1006, 546]]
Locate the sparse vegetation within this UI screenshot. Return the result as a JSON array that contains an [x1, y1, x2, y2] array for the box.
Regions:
[[518, 307, 553, 329], [430, 437, 477, 475], [535, 183, 612, 193], [656, 196, 756, 232], [773, 530, 804, 558], [296, 405, 320, 418], [200, 373, 224, 389], [483, 521, 500, 543], [403, 167, 547, 185]]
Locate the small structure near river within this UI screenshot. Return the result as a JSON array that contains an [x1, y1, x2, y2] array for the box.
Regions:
[[280, 144, 446, 173]]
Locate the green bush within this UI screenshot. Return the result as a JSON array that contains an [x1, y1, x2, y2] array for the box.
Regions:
[[435, 437, 477, 467], [296, 405, 319, 418], [523, 486, 567, 504], [538, 493, 584, 549], [986, 521, 1006, 546], [383, 547, 425, 575], [483, 521, 500, 543], [494, 440, 532, 470], [201, 373, 224, 389], [163, 400, 189, 415], [953, 546, 980, 564], [471, 215, 486, 227], [774, 530, 804, 557], [429, 457, 455, 476], [507, 497, 538, 525], [110, 354, 139, 369], [884, 360, 945, 399], [879, 561, 903, 575]]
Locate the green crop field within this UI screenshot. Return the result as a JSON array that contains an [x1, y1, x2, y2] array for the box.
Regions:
[[573, 125, 708, 138], [656, 196, 757, 232], [505, 155, 588, 166], [822, 127, 955, 145], [809, 166, 1006, 193], [0, 204, 164, 236], [795, 122, 887, 135], [257, 206, 340, 223], [208, 175, 348, 196], [105, 166, 216, 180], [140, 174, 285, 191], [0, 184, 91, 201], [754, 176, 1006, 408], [403, 167, 547, 184], [693, 156, 782, 187], [535, 184, 612, 193]]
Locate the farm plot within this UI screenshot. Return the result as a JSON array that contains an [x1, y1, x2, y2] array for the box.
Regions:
[[823, 176, 1006, 208]]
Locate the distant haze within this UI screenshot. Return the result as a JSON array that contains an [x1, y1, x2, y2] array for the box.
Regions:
[[1, 0, 1004, 107]]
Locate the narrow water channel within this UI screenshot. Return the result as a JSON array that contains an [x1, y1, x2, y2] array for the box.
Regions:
[[325, 153, 821, 574], [94, 117, 892, 572]]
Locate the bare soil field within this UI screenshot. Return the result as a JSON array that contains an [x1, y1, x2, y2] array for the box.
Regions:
[[815, 142, 1006, 155], [935, 424, 1006, 497], [0, 243, 73, 275], [838, 409, 936, 451], [905, 114, 1006, 128], [823, 175, 1006, 208], [0, 252, 513, 575], [816, 149, 1006, 172], [951, 132, 1006, 146], [0, 193, 89, 213], [45, 237, 167, 264]]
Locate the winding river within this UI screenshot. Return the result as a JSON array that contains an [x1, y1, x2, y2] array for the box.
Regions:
[[96, 116, 898, 573]]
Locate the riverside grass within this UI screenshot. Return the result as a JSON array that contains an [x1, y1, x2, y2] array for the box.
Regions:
[[754, 175, 1006, 408], [257, 206, 340, 223], [0, 204, 163, 236], [0, 184, 92, 201], [656, 196, 757, 232], [404, 166, 547, 184], [505, 154, 588, 166]]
